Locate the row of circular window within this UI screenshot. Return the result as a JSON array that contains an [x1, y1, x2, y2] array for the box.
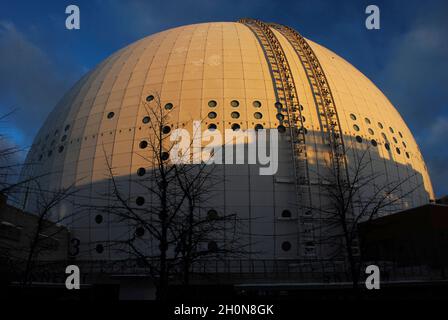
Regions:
[[91, 240, 294, 254], [350, 113, 405, 139], [349, 113, 410, 159]]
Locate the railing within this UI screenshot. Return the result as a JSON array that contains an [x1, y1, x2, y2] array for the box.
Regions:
[[8, 258, 447, 284], [238, 18, 313, 256]]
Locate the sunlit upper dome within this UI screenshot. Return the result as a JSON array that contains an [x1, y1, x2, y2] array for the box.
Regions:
[[20, 20, 434, 259]]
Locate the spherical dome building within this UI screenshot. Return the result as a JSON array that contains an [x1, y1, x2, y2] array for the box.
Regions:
[[20, 20, 433, 264]]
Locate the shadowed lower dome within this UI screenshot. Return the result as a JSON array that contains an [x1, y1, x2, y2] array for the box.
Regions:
[[19, 20, 434, 260]]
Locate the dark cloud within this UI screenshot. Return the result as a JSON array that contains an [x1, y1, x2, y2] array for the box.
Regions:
[[376, 2, 448, 196], [0, 21, 78, 146]]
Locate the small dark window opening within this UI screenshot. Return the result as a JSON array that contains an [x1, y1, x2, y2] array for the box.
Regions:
[[281, 210, 292, 218], [146, 95, 154, 102], [208, 241, 218, 252], [164, 103, 173, 110], [161, 152, 170, 161], [371, 139, 377, 147], [137, 167, 146, 176], [136, 196, 145, 206], [253, 101, 262, 108], [142, 116, 150, 124], [207, 209, 218, 220], [277, 125, 286, 133], [139, 140, 148, 149], [162, 126, 171, 134], [208, 124, 217, 131], [255, 124, 264, 131], [231, 123, 240, 131], [208, 100, 217, 108], [208, 112, 217, 119], [230, 100, 239, 107], [107, 112, 115, 119], [95, 214, 103, 224], [231, 111, 240, 119], [135, 227, 145, 237], [355, 135, 363, 143], [95, 244, 104, 253], [282, 241, 292, 252], [385, 143, 390, 150], [58, 146, 64, 153]]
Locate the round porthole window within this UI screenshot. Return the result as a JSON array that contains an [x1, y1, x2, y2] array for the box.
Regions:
[[208, 112, 217, 119], [371, 139, 377, 147], [355, 135, 363, 143], [146, 95, 154, 102], [107, 112, 115, 119], [350, 114, 357, 120], [276, 113, 284, 121], [230, 100, 239, 107], [385, 143, 390, 150], [231, 111, 240, 119], [277, 125, 286, 133], [207, 209, 218, 220], [208, 100, 217, 108], [136, 196, 145, 206], [378, 122, 384, 129], [389, 127, 395, 134], [95, 214, 103, 224], [353, 125, 360, 131], [368, 128, 374, 135], [95, 244, 104, 254], [253, 101, 262, 108], [365, 118, 371, 124], [162, 126, 171, 134], [396, 147, 401, 154], [281, 210, 292, 218], [161, 152, 170, 161], [142, 116, 150, 124], [164, 103, 173, 110], [139, 140, 148, 149], [281, 241, 292, 252], [137, 167, 146, 176], [208, 123, 217, 131], [275, 101, 283, 109], [208, 241, 218, 252], [135, 227, 145, 237], [231, 123, 240, 131], [254, 112, 262, 119]]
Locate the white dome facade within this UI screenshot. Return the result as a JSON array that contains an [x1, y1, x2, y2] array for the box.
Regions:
[[20, 21, 434, 261]]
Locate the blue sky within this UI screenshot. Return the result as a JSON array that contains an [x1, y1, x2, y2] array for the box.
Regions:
[[0, 0, 447, 196]]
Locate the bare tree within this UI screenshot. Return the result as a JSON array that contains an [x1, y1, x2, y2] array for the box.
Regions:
[[311, 145, 421, 290], [94, 94, 247, 300]]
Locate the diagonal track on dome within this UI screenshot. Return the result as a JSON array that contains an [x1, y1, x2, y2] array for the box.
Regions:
[[270, 23, 350, 189], [238, 18, 314, 257]]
